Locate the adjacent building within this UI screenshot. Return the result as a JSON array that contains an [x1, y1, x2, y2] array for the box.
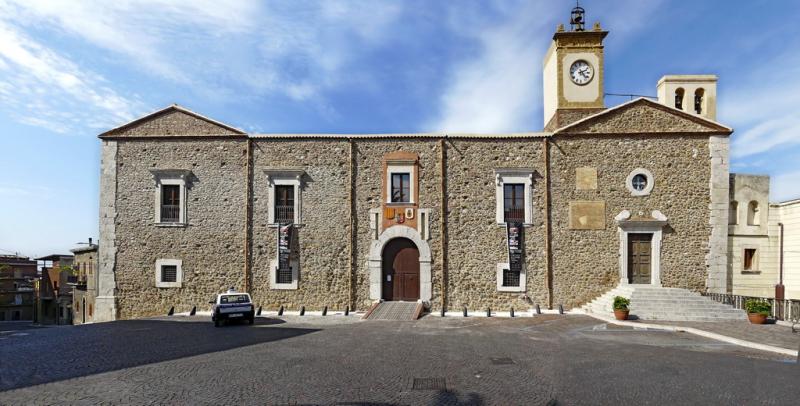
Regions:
[[0, 255, 37, 321], [728, 174, 800, 299], [71, 239, 99, 324], [37, 254, 75, 325]]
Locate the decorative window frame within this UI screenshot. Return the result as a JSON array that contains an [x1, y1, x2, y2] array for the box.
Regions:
[[149, 169, 192, 226], [269, 258, 299, 290], [264, 169, 305, 226], [495, 169, 535, 225], [625, 168, 654, 196], [496, 262, 526, 292], [155, 259, 183, 288], [386, 164, 416, 204]]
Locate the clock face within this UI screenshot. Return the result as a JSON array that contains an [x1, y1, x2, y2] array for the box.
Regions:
[[569, 60, 594, 85]]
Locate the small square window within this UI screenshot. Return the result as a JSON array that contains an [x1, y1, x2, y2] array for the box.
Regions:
[[502, 268, 521, 287], [161, 265, 177, 283], [391, 173, 411, 203]]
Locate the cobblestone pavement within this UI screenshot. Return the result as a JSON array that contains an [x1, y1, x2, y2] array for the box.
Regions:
[[0, 315, 797, 405], [643, 319, 800, 351]]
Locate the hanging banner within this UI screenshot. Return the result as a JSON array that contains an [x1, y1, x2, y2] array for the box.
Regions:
[[507, 221, 524, 272], [278, 224, 293, 273]]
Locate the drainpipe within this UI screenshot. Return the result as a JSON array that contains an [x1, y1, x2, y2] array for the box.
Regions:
[[439, 136, 448, 313], [348, 138, 357, 310], [775, 222, 785, 302], [243, 138, 253, 293], [543, 138, 553, 310]]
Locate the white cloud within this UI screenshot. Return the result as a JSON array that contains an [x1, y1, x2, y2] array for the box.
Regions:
[[0, 20, 140, 133], [427, 0, 664, 133]]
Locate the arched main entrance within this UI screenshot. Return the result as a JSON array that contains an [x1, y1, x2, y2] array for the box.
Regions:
[[368, 225, 432, 302], [382, 238, 420, 301]]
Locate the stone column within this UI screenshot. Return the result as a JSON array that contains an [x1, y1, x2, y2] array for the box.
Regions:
[[95, 140, 118, 322], [706, 135, 730, 293]]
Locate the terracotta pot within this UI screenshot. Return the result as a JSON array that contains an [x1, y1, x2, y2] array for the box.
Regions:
[[747, 312, 767, 324], [614, 309, 629, 321]]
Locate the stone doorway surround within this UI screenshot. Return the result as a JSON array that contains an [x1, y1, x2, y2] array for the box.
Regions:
[[369, 225, 431, 303], [615, 210, 668, 286]]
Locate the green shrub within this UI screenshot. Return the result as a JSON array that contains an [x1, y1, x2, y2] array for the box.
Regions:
[[613, 296, 630, 310], [744, 299, 771, 316]]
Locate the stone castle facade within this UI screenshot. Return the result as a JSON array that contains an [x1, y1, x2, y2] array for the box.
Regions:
[[93, 19, 733, 321]]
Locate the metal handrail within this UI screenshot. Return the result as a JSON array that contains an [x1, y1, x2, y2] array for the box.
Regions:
[[703, 292, 800, 326]]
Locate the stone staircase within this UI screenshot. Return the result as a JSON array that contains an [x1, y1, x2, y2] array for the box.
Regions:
[[581, 285, 747, 322], [364, 301, 423, 321]]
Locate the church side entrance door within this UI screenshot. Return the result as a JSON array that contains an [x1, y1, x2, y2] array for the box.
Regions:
[[628, 233, 652, 284], [382, 238, 420, 301]]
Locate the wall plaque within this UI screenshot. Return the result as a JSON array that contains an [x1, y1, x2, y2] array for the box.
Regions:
[[569, 201, 605, 230], [575, 167, 597, 190]]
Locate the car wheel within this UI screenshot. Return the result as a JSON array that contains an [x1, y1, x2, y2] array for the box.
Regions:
[[214, 319, 220, 327], [248, 317, 254, 325]]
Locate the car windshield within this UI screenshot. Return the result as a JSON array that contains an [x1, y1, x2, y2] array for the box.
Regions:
[[220, 294, 250, 304]]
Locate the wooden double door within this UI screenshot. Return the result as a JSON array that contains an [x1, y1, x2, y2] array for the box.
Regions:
[[382, 238, 420, 301], [628, 233, 652, 284]]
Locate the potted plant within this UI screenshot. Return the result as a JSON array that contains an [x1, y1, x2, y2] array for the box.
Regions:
[[744, 299, 771, 324], [613, 296, 630, 321]]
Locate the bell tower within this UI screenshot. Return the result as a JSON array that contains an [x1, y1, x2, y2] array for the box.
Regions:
[[542, 4, 608, 131]]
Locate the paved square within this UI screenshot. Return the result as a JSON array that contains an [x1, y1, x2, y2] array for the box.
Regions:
[[1, 315, 797, 405]]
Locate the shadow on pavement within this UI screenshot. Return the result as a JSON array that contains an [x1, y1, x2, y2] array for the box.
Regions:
[[0, 317, 317, 391]]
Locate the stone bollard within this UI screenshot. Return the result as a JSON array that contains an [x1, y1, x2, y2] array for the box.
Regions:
[[167, 306, 174, 316], [463, 306, 468, 317], [300, 306, 305, 316], [535, 304, 541, 315], [345, 306, 350, 316], [189, 306, 196, 316], [510, 307, 515, 318], [322, 306, 328, 316], [558, 304, 564, 315], [487, 308, 492, 317], [278, 305, 284, 316], [256, 306, 262, 316], [441, 308, 446, 317]]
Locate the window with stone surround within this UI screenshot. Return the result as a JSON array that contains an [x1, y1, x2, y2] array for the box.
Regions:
[[391, 173, 411, 203], [155, 259, 182, 288], [495, 169, 534, 225], [150, 169, 191, 226], [386, 164, 416, 204], [625, 168, 654, 196], [265, 169, 305, 225], [743, 248, 758, 272]]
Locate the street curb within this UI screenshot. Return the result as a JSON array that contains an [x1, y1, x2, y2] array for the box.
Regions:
[[586, 313, 799, 357]]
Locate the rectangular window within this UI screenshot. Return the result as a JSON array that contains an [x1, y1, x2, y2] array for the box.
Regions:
[[274, 185, 295, 224], [160, 184, 181, 223], [391, 173, 411, 203], [161, 265, 178, 283], [743, 248, 756, 271], [276, 265, 293, 285], [502, 268, 520, 287], [503, 183, 525, 223]]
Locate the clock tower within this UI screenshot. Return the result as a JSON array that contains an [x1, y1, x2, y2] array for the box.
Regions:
[[542, 5, 608, 131]]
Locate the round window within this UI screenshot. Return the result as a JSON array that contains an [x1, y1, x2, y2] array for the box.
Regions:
[[631, 174, 648, 191], [626, 168, 654, 196]]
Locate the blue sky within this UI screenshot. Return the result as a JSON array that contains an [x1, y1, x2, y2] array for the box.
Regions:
[[1, 0, 799, 257]]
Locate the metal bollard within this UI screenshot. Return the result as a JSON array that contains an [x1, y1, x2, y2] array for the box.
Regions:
[[487, 308, 492, 317], [300, 306, 305, 316], [510, 307, 515, 318], [167, 306, 174, 316], [322, 306, 327, 316], [256, 306, 262, 316], [463, 306, 468, 317], [535, 304, 541, 315], [441, 308, 446, 317], [558, 304, 564, 315], [189, 306, 196, 316], [344, 306, 349, 316], [278, 305, 284, 316]]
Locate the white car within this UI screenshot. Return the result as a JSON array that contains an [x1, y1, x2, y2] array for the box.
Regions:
[[210, 289, 255, 327]]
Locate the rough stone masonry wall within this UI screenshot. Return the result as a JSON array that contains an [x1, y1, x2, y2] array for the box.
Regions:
[[445, 139, 548, 311], [250, 139, 352, 310], [114, 139, 247, 319], [548, 134, 712, 309], [352, 140, 444, 310]]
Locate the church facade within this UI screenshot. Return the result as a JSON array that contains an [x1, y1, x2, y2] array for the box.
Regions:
[[93, 17, 733, 321]]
